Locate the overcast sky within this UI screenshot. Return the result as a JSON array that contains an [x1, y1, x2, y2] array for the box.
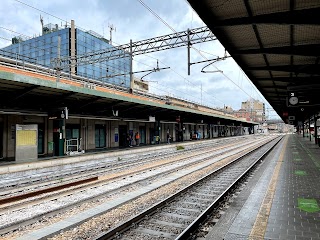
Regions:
[[0, 0, 280, 119]]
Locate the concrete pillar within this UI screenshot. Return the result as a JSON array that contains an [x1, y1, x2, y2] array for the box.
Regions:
[[315, 114, 318, 145], [309, 118, 312, 141], [318, 117, 320, 147]]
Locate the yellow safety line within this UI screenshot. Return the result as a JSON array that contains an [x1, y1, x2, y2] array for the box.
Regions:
[[249, 136, 288, 239]]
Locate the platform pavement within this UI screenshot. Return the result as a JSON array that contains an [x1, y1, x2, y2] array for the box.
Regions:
[[205, 134, 319, 240]]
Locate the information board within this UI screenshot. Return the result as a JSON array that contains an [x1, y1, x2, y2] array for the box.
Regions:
[[15, 124, 38, 161]]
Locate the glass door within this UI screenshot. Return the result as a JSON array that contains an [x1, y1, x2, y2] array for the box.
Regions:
[[95, 124, 106, 148]]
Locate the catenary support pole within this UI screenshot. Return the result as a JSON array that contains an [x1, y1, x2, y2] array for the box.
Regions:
[[187, 29, 190, 75], [129, 39, 133, 92]]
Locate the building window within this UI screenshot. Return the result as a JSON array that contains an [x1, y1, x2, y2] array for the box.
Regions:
[[66, 124, 80, 140]]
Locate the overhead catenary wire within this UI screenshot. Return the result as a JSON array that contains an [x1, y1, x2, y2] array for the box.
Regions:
[[0, 26, 32, 40], [2, 24, 207, 107], [136, 0, 228, 106], [137, 0, 176, 33], [0, 36, 11, 42], [0, 26, 45, 52], [14, 0, 66, 25], [0, 27, 52, 64], [9, 1, 177, 82], [138, 0, 251, 107], [135, 0, 224, 106], [111, 37, 221, 107], [135, 53, 222, 106], [12, 0, 221, 108], [4, 2, 156, 95], [0, 25, 126, 82], [10, 0, 234, 109], [238, 66, 278, 115], [10, 1, 279, 118], [13, 0, 106, 35], [137, 0, 274, 112], [11, 0, 126, 82]]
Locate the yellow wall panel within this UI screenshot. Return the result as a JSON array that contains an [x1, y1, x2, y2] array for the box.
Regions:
[[16, 130, 37, 146]]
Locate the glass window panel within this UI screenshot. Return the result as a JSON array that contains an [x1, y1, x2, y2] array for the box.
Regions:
[[72, 129, 79, 138]]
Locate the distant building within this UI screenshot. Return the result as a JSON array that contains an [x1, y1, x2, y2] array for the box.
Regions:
[[0, 20, 130, 88], [240, 99, 265, 123], [233, 109, 255, 121]]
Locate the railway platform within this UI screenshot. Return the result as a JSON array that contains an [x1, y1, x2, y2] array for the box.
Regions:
[[205, 134, 320, 240], [1, 134, 318, 240]]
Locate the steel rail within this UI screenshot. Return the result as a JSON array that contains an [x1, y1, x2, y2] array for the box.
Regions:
[[0, 137, 247, 198], [0, 138, 258, 235], [0, 177, 98, 206], [0, 139, 236, 200], [94, 136, 282, 240], [175, 137, 283, 239]]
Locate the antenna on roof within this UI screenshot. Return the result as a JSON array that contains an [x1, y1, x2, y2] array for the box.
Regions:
[[108, 23, 116, 45], [40, 15, 44, 35]]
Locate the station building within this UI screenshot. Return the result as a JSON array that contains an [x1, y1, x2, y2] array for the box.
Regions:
[[0, 60, 256, 161], [1, 20, 130, 88], [0, 21, 257, 162]]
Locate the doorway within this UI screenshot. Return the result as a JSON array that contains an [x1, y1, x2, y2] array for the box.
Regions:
[[38, 124, 44, 155], [53, 119, 64, 156], [95, 124, 106, 148], [119, 125, 127, 148], [139, 126, 146, 145], [149, 128, 155, 144]]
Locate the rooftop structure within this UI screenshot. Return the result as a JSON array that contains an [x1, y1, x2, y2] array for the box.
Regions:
[[1, 20, 130, 88]]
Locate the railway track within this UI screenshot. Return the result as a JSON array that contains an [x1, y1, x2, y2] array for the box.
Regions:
[[0, 135, 279, 239], [0, 136, 256, 205], [0, 136, 266, 233], [0, 136, 247, 197], [95, 137, 282, 240]]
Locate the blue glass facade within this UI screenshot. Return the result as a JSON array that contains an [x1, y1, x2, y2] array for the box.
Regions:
[[76, 29, 130, 87], [1, 28, 69, 67], [0, 27, 130, 88]]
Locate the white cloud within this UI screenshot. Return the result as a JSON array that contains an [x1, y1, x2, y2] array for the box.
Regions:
[[0, 0, 279, 118]]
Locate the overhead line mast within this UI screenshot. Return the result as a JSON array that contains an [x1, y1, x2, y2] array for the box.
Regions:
[[51, 26, 222, 93], [52, 26, 217, 70]]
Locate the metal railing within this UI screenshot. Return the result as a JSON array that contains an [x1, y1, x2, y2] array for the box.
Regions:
[[66, 138, 82, 155]]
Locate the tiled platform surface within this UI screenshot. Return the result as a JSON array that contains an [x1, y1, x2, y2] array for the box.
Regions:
[[206, 134, 320, 240], [265, 134, 320, 240]]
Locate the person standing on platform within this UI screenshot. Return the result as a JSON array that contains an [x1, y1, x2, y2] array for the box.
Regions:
[[167, 132, 171, 144], [135, 132, 140, 146], [127, 133, 132, 147]]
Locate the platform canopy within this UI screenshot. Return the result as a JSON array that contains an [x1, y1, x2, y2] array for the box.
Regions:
[[188, 0, 320, 125], [0, 66, 254, 126]]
